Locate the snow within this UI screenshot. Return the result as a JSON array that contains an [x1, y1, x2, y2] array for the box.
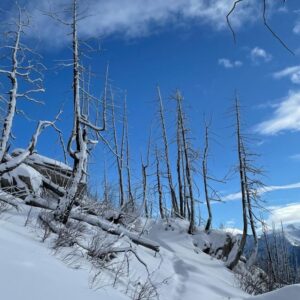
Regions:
[[284, 223, 300, 246], [0, 207, 299, 300], [248, 285, 300, 299], [12, 149, 72, 172], [2, 163, 43, 195], [0, 209, 128, 300]]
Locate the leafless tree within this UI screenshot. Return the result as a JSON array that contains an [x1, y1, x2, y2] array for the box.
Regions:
[[174, 90, 195, 234], [155, 147, 165, 219], [227, 96, 265, 269], [202, 122, 212, 232], [110, 87, 125, 208], [123, 93, 135, 210], [0, 4, 63, 175], [48, 0, 107, 224], [227, 97, 248, 270], [157, 86, 179, 216], [176, 100, 184, 217], [141, 131, 151, 217]]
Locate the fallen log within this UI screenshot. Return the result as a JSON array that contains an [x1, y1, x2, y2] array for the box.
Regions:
[[27, 196, 160, 252]]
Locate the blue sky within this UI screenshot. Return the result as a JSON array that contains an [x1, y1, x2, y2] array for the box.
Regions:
[[2, 0, 300, 229]]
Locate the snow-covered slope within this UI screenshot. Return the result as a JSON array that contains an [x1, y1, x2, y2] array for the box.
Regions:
[[0, 210, 127, 300], [0, 207, 299, 300]]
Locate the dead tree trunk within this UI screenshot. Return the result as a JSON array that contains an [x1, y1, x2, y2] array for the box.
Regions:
[[175, 91, 195, 234], [157, 86, 179, 215], [111, 88, 125, 208], [176, 106, 184, 217], [244, 158, 258, 269], [0, 5, 46, 171], [155, 147, 164, 219], [141, 132, 151, 217], [53, 0, 107, 224], [227, 97, 248, 270], [203, 124, 212, 232], [123, 94, 134, 210]]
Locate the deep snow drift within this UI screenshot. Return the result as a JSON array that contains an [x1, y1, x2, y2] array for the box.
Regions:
[[0, 206, 299, 300]]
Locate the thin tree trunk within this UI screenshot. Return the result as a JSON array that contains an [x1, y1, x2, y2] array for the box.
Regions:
[[175, 91, 195, 234], [0, 12, 21, 162], [157, 86, 179, 215], [124, 94, 134, 209], [111, 88, 125, 208], [244, 163, 258, 268], [155, 147, 164, 219], [227, 97, 248, 270], [141, 132, 151, 217], [176, 106, 184, 217], [203, 125, 212, 232]]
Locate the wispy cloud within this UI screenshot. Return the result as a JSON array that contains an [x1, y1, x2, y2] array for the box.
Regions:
[[255, 90, 300, 135], [5, 0, 261, 46], [273, 65, 300, 84], [223, 182, 300, 202], [250, 47, 272, 63], [218, 58, 242, 69], [266, 203, 300, 225]]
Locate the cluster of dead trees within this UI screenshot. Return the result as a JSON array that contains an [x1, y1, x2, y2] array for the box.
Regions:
[[0, 0, 279, 275]]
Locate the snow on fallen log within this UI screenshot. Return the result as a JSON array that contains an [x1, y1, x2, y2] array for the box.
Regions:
[[0, 189, 24, 209], [27, 196, 160, 252], [69, 212, 160, 252]]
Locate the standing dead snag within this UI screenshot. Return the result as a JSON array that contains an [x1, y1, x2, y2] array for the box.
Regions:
[[227, 97, 248, 270], [123, 94, 134, 210], [0, 4, 47, 171], [175, 90, 195, 234], [111, 87, 125, 208], [176, 102, 185, 217], [157, 86, 179, 216], [227, 96, 264, 270], [155, 147, 164, 219], [202, 123, 212, 232], [51, 0, 107, 224], [141, 131, 151, 217]]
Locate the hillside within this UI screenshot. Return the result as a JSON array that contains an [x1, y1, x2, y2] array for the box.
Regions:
[[1, 205, 300, 300]]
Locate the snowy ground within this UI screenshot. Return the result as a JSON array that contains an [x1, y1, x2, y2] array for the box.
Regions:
[[0, 206, 299, 300]]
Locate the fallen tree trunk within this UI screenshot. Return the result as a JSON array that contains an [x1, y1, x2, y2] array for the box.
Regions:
[[70, 212, 160, 252], [26, 196, 160, 252], [0, 190, 23, 209]]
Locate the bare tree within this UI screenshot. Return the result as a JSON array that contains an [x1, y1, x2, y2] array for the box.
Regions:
[[202, 122, 212, 232], [175, 90, 195, 234], [155, 146, 164, 219], [0, 4, 51, 168], [157, 86, 179, 216], [123, 93, 134, 210], [227, 97, 248, 270], [111, 87, 125, 208], [141, 131, 151, 218], [176, 101, 184, 217], [51, 0, 107, 224]]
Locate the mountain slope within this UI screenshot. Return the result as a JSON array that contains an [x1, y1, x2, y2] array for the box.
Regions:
[[0, 207, 299, 300]]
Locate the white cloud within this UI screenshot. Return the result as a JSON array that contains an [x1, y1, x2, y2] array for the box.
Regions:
[[223, 182, 300, 202], [250, 47, 272, 63], [218, 58, 242, 68], [293, 21, 300, 35], [255, 90, 300, 135], [5, 0, 261, 46], [273, 65, 300, 84], [266, 203, 300, 226]]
